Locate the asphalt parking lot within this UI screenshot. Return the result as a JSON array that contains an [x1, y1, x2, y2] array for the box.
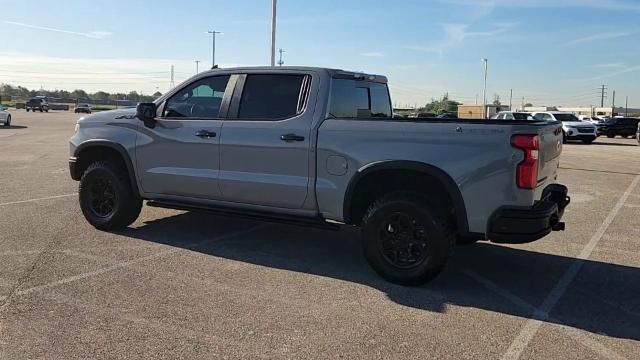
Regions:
[[1, 110, 639, 359]]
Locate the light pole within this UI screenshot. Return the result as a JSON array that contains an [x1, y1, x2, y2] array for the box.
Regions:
[[482, 58, 488, 118], [195, 60, 201, 74], [271, 0, 277, 66], [207, 30, 221, 68]]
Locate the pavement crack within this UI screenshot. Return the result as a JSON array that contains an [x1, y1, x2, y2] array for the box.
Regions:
[[0, 235, 66, 315]]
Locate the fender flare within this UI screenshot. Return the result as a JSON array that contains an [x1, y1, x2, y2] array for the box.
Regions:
[[73, 140, 141, 198], [343, 160, 470, 235]]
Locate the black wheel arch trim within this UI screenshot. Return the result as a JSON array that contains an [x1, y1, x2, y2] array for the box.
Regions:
[[72, 140, 141, 198], [342, 160, 470, 235]]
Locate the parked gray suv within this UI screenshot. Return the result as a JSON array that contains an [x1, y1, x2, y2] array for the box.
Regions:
[[69, 67, 570, 285]]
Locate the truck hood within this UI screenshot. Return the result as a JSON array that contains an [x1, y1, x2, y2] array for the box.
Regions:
[[78, 108, 137, 124]]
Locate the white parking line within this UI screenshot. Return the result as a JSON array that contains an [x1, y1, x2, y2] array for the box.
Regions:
[[502, 174, 640, 360], [0, 193, 75, 207], [464, 270, 626, 360], [0, 224, 266, 304]]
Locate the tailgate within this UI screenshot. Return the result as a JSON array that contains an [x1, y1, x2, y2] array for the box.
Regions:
[[537, 124, 563, 185]]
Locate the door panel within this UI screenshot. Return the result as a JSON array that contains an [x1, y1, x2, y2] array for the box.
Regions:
[[219, 73, 314, 209], [136, 119, 223, 198], [135, 74, 234, 199], [219, 120, 311, 208]]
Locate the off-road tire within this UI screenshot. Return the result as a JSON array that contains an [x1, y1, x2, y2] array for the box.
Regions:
[[361, 191, 456, 286], [4, 115, 10, 127], [79, 160, 142, 231]]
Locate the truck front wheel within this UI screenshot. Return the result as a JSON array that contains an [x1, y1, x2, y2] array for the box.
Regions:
[[361, 191, 455, 286], [79, 160, 142, 231]]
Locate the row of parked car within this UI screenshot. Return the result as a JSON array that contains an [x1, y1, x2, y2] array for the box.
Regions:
[[23, 97, 93, 114], [492, 111, 640, 145]]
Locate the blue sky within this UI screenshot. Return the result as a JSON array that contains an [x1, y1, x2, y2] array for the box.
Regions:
[[0, 0, 638, 107]]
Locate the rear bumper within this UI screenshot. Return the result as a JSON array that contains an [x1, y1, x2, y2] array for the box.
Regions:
[[567, 134, 596, 140], [488, 184, 570, 244]]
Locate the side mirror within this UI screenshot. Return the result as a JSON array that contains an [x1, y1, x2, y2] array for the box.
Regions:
[[136, 102, 156, 121], [136, 102, 157, 128]]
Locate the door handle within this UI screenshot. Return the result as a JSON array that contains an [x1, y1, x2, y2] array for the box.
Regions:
[[280, 133, 305, 142], [195, 130, 216, 138]]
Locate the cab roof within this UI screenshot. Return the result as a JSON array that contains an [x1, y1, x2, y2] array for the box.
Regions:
[[200, 66, 388, 84]]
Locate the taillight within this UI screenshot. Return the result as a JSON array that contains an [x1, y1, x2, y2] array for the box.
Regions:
[[511, 134, 539, 189]]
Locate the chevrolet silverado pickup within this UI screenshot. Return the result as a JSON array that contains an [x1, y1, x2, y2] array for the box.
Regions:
[[69, 67, 570, 285]]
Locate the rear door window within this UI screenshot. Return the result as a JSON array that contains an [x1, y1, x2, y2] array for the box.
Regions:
[[238, 74, 306, 120], [328, 79, 391, 119]]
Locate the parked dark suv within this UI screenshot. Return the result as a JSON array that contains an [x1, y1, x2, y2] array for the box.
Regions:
[[596, 117, 640, 138], [26, 97, 49, 112]]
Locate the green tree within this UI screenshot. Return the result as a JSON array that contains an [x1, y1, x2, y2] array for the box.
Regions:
[[420, 95, 461, 115], [93, 91, 110, 100]]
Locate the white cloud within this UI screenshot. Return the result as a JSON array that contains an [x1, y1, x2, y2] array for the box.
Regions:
[[591, 63, 627, 69], [436, 0, 640, 11], [407, 22, 515, 55], [565, 32, 634, 46], [584, 64, 640, 81], [2, 21, 112, 39], [362, 52, 383, 57], [0, 53, 249, 93]]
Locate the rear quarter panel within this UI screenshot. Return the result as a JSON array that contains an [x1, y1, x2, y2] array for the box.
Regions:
[[316, 119, 559, 234]]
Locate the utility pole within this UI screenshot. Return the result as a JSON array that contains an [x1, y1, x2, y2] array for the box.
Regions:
[[482, 58, 488, 118], [207, 30, 221, 68], [195, 60, 201, 74], [277, 48, 285, 66], [612, 90, 616, 111], [599, 84, 607, 108], [625, 96, 629, 116], [521, 97, 525, 111], [270, 0, 277, 66], [475, 94, 478, 105], [509, 89, 513, 111], [170, 65, 175, 89]]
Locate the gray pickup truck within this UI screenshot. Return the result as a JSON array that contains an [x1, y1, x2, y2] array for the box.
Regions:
[[69, 66, 570, 285]]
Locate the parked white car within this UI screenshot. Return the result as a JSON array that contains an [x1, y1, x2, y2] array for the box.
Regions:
[[492, 111, 535, 120], [577, 115, 601, 124], [0, 105, 11, 126], [532, 111, 597, 144]]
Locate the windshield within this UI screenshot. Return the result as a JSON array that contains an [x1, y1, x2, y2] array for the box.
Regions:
[[554, 114, 580, 122], [513, 113, 534, 120]]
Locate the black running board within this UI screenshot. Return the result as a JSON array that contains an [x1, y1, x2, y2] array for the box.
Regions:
[[147, 200, 340, 231]]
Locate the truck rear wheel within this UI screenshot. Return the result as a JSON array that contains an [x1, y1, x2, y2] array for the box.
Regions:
[[79, 160, 142, 231], [361, 191, 455, 286]]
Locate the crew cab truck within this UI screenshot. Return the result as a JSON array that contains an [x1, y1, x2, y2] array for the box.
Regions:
[[69, 67, 570, 285]]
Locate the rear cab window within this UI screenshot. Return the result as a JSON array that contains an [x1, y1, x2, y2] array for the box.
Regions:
[[328, 79, 392, 119]]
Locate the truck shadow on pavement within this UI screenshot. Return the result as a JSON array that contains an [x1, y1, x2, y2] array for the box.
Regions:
[[120, 211, 640, 341], [0, 125, 28, 130]]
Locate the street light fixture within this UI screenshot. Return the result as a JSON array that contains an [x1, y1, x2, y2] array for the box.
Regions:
[[206, 30, 222, 69]]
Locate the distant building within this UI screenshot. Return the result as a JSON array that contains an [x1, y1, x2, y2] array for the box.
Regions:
[[458, 104, 509, 119], [522, 106, 640, 117]]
